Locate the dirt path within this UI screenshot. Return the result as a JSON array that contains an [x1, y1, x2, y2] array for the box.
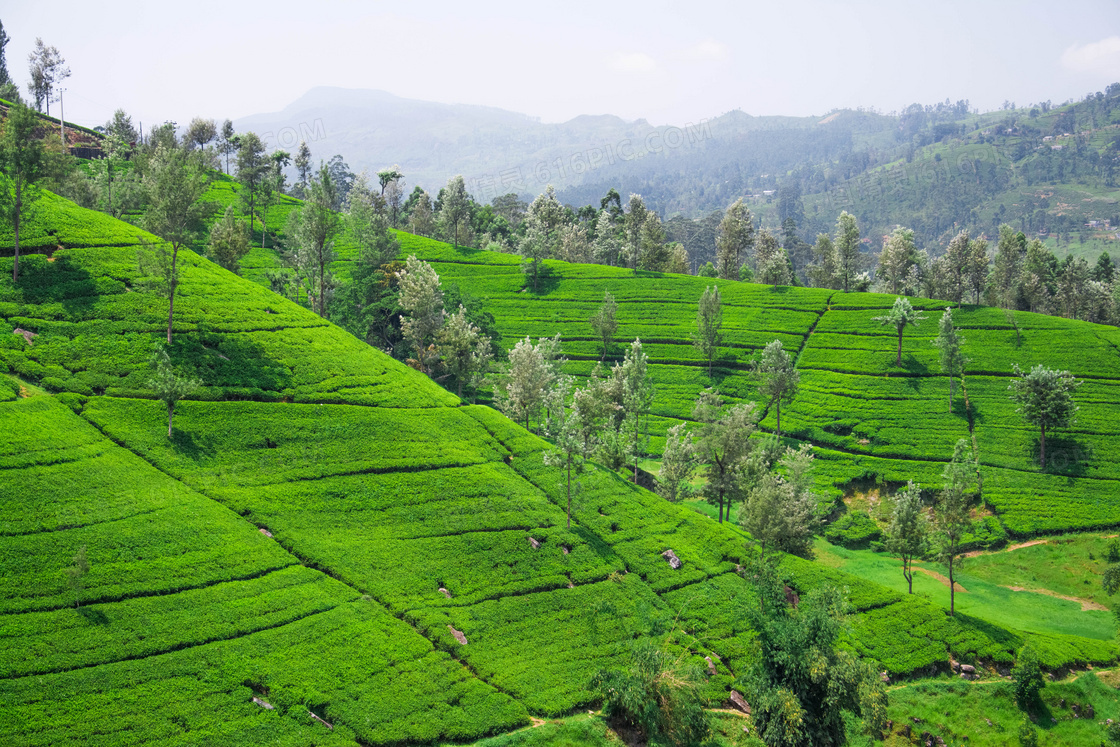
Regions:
[[913, 566, 968, 593], [962, 538, 1049, 559], [1006, 586, 1108, 612]]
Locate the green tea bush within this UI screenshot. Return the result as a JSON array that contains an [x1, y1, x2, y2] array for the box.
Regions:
[[824, 511, 882, 549]]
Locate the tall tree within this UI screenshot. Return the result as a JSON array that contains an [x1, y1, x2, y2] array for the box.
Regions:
[[517, 223, 550, 293], [692, 388, 758, 524], [834, 211, 861, 293], [543, 377, 590, 529], [809, 233, 841, 289], [0, 101, 43, 283], [932, 307, 967, 411], [656, 423, 695, 503], [376, 165, 403, 196], [623, 193, 649, 270], [966, 236, 990, 305], [716, 198, 754, 280], [215, 119, 235, 174], [185, 117, 217, 151], [140, 145, 209, 342], [258, 150, 290, 250], [885, 481, 930, 594], [878, 227, 918, 295], [589, 291, 619, 361], [293, 139, 311, 191], [592, 210, 621, 266], [288, 163, 341, 317], [618, 338, 654, 483], [0, 20, 10, 87], [1008, 364, 1081, 469], [740, 444, 819, 559], [943, 230, 971, 307], [440, 174, 471, 249], [691, 285, 723, 376], [755, 339, 800, 438], [408, 189, 436, 237], [26, 38, 68, 115], [873, 296, 927, 367], [437, 304, 492, 399], [148, 346, 201, 438], [496, 335, 562, 433], [756, 229, 790, 287], [347, 173, 399, 266], [207, 205, 250, 273], [937, 439, 976, 616], [235, 132, 267, 237], [106, 109, 139, 144], [992, 225, 1026, 308], [396, 255, 444, 373]]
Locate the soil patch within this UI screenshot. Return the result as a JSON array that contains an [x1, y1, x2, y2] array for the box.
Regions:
[[963, 538, 1049, 559]]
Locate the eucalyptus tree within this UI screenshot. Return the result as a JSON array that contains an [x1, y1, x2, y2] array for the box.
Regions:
[[288, 164, 341, 317], [716, 197, 754, 280], [0, 101, 43, 282], [496, 334, 563, 433], [217, 119, 236, 174], [932, 307, 967, 411], [589, 291, 619, 361], [809, 233, 841, 289], [885, 481, 930, 594], [691, 285, 723, 376], [937, 439, 977, 616], [618, 338, 654, 483], [148, 346, 201, 438], [396, 255, 444, 372], [438, 305, 493, 399], [235, 132, 267, 236], [692, 388, 758, 524], [656, 423, 696, 503], [878, 227, 918, 294], [755, 339, 799, 438], [834, 211, 861, 292], [756, 229, 790, 288], [440, 174, 471, 249]]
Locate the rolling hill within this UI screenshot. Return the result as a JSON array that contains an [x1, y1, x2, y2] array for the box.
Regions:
[[0, 192, 1117, 745]]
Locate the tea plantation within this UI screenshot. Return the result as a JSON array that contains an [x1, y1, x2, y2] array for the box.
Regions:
[[0, 193, 1117, 745]]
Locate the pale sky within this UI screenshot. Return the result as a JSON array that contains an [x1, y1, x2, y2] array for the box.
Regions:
[[5, 0, 1119, 130]]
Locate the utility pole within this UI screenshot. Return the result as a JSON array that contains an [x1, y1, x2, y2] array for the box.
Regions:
[[58, 87, 66, 145]]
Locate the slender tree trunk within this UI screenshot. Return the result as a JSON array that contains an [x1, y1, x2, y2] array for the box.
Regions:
[[318, 246, 326, 318], [167, 402, 174, 438], [776, 400, 782, 439], [566, 458, 572, 529], [262, 207, 268, 250], [632, 410, 640, 483], [904, 556, 913, 594], [166, 245, 179, 343], [896, 328, 903, 366], [12, 182, 21, 282], [948, 555, 955, 616], [1040, 424, 1046, 469]]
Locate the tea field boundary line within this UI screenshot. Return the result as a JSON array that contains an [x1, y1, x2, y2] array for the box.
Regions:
[[0, 599, 346, 682], [0, 505, 173, 538]]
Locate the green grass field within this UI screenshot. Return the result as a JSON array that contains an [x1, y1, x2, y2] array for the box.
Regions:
[[0, 191, 1117, 744]]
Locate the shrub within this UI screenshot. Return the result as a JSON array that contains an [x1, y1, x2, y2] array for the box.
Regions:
[[1012, 645, 1045, 710], [824, 511, 882, 549]]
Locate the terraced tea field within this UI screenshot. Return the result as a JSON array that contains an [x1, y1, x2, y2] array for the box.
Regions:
[[0, 192, 1116, 745]]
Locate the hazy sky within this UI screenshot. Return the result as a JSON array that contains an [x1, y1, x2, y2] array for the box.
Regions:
[[5, 0, 1119, 129]]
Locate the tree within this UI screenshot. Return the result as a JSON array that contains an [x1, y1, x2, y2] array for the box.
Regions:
[[440, 174, 471, 249], [0, 101, 44, 283], [26, 38, 69, 116], [1008, 364, 1081, 470], [544, 377, 590, 529], [835, 211, 861, 292], [966, 236, 990, 305], [809, 233, 841, 289], [347, 172, 399, 266], [106, 109, 139, 144], [656, 423, 695, 503], [517, 223, 550, 293], [693, 389, 758, 524], [0, 20, 11, 90], [592, 211, 621, 266], [65, 545, 89, 609], [288, 163, 341, 317], [932, 307, 967, 411], [148, 346, 201, 438], [756, 229, 791, 288], [623, 193, 649, 270], [716, 198, 754, 280], [619, 338, 654, 483], [943, 230, 971, 307], [691, 285, 722, 376], [376, 165, 403, 196], [409, 189, 436, 237], [293, 139, 311, 191], [740, 444, 819, 559], [992, 225, 1025, 308], [141, 145, 209, 342], [873, 296, 927, 367], [396, 255, 444, 372], [592, 639, 710, 747], [438, 304, 492, 399], [496, 334, 562, 433], [235, 132, 267, 237], [878, 227, 918, 295], [217, 119, 236, 174], [755, 340, 799, 438], [738, 580, 888, 747], [589, 291, 618, 361], [1011, 645, 1045, 711], [185, 117, 216, 151], [937, 438, 976, 616], [207, 205, 250, 273], [885, 481, 930, 594]]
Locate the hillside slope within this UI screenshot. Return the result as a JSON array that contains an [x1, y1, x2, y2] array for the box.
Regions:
[[0, 195, 1115, 744]]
